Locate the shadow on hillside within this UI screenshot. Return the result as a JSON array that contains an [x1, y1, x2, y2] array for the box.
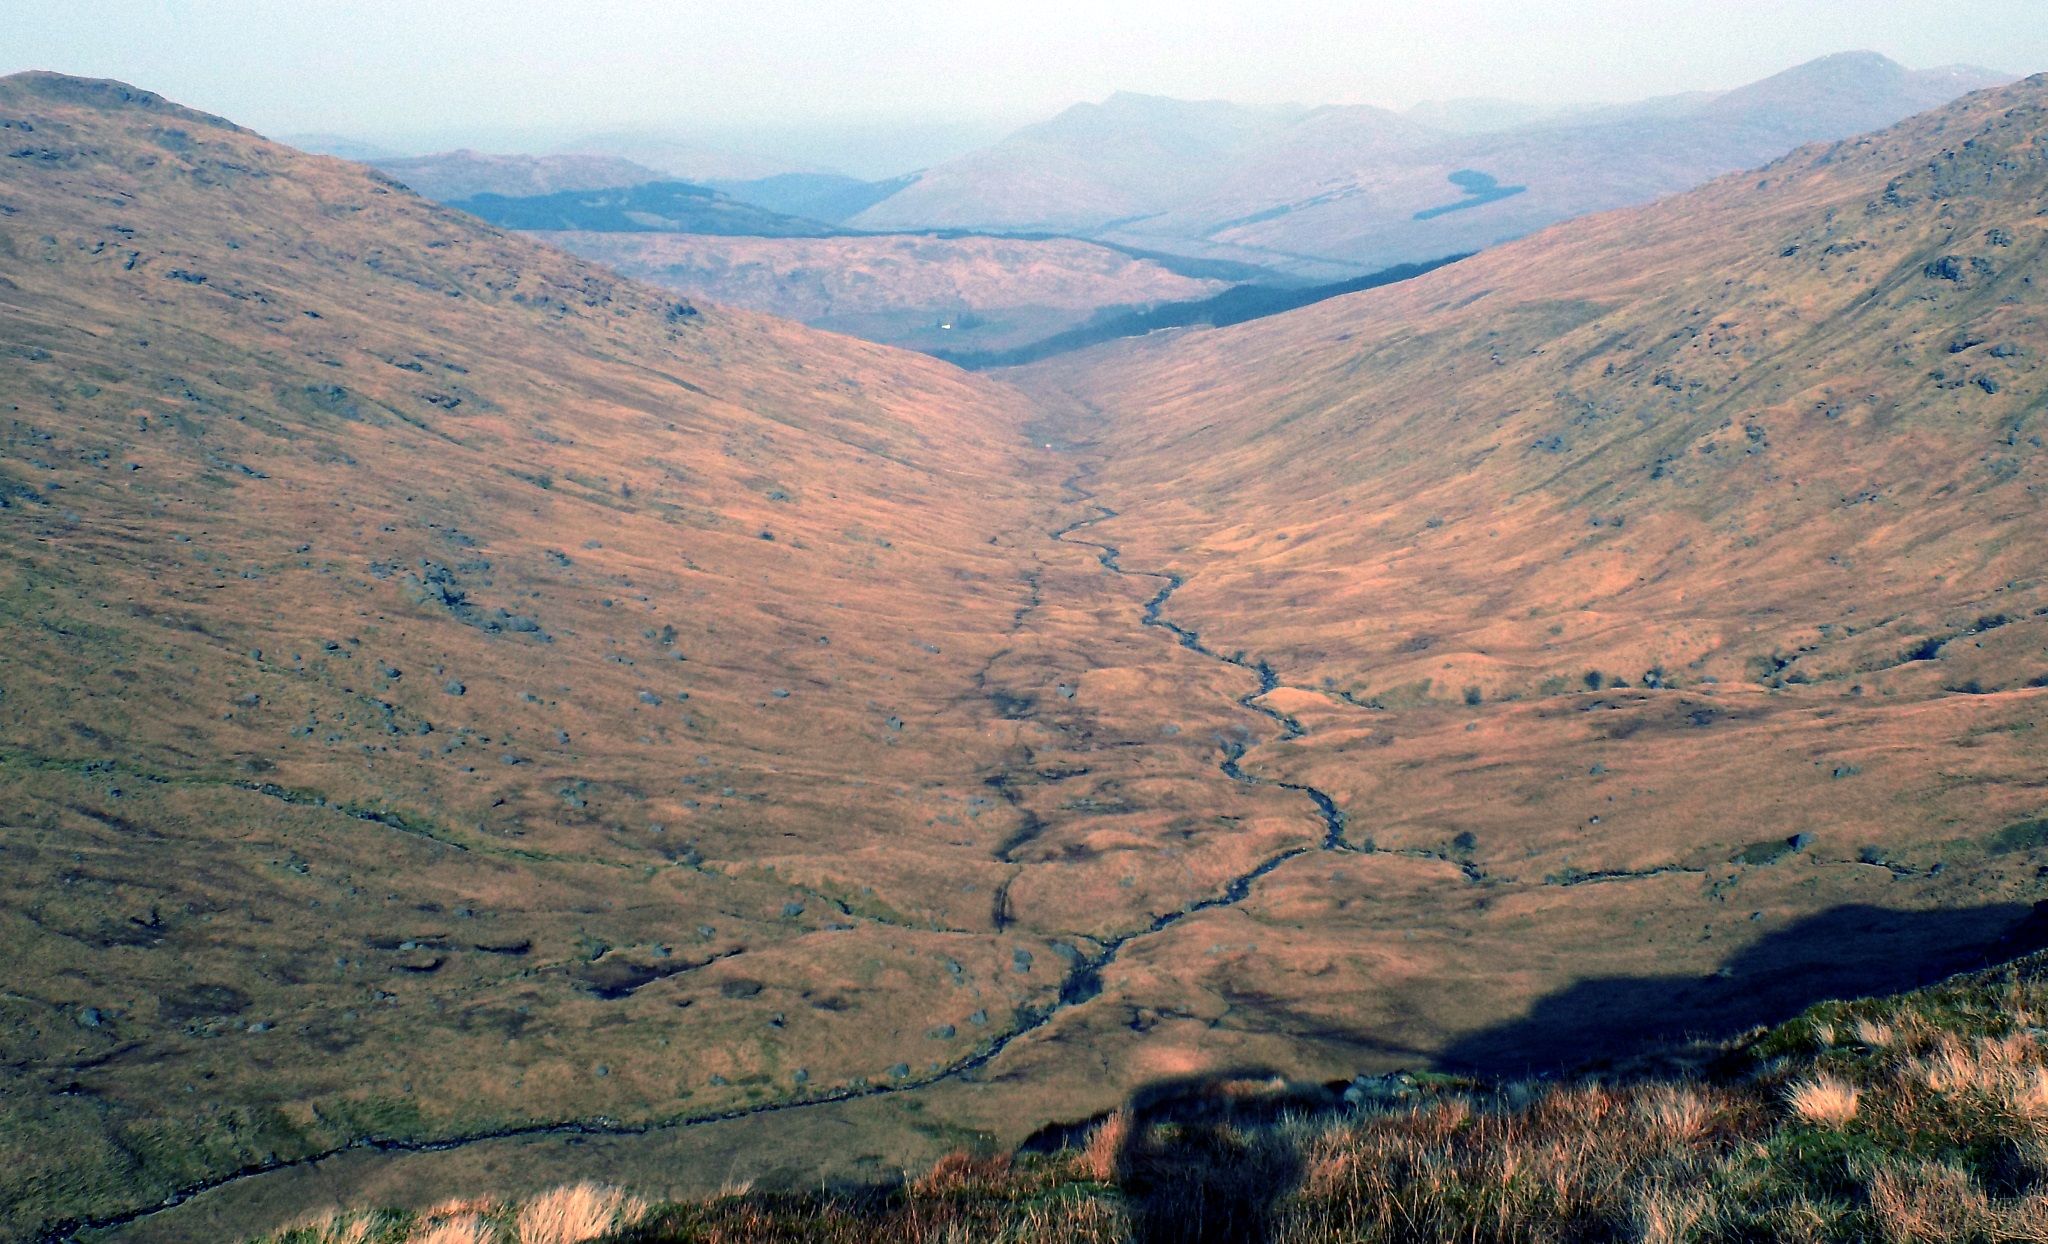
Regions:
[[1104, 1068, 1330, 1244], [1010, 902, 2048, 1242], [1441, 900, 2044, 1076]]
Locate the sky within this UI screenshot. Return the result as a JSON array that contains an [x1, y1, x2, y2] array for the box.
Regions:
[[3, 0, 2044, 174]]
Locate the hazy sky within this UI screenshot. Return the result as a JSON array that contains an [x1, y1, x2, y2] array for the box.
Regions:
[[4, 0, 2043, 166]]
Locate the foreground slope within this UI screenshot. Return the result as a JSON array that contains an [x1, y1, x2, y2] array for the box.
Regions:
[[248, 947, 2048, 1243]]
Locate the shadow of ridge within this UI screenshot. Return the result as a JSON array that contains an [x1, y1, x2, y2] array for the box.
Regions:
[[1104, 1066, 1341, 1244], [1440, 900, 2045, 1077]]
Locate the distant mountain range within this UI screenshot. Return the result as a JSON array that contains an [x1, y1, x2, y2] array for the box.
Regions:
[[853, 92, 1307, 235], [361, 52, 2015, 362], [357, 52, 2011, 283], [371, 149, 667, 202], [852, 52, 2015, 274], [382, 168, 1295, 356]]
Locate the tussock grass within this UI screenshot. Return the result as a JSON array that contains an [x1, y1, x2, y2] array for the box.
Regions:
[[1787, 1075, 1861, 1127], [265, 1184, 645, 1244], [251, 960, 2048, 1244], [518, 1183, 647, 1244], [409, 1217, 494, 1244]]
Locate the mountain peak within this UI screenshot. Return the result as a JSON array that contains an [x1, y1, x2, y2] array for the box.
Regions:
[[1100, 90, 1206, 108], [1700, 48, 2001, 132], [1735, 48, 1909, 92], [1805, 48, 1905, 68], [0, 69, 245, 132]]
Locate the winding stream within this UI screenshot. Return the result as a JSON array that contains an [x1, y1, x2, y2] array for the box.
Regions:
[[1046, 469, 1353, 854], [61, 456, 1361, 1244]]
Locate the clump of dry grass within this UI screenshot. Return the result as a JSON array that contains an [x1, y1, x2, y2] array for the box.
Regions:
[[1861, 1159, 2048, 1244], [1786, 1074, 1861, 1126], [1632, 1082, 1720, 1143], [517, 1184, 644, 1244], [1076, 1110, 1127, 1184], [280, 1211, 381, 1244], [406, 1214, 494, 1244], [1631, 1182, 1712, 1244], [911, 1150, 1014, 1198]]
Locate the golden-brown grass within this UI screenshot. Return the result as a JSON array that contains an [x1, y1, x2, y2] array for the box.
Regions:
[[16, 66, 2048, 1244], [406, 1214, 494, 1244], [516, 1183, 645, 1244], [1075, 1111, 1128, 1184], [282, 1213, 379, 1244], [1786, 1074, 1860, 1127], [244, 960, 2048, 1244]]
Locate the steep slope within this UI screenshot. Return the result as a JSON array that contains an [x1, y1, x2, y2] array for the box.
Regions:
[[370, 150, 666, 202], [850, 92, 1300, 233], [1037, 71, 2048, 703], [539, 230, 1228, 352], [986, 65, 2048, 1199], [0, 72, 1416, 1244], [0, 72, 1082, 1237], [1117, 52, 2015, 271]]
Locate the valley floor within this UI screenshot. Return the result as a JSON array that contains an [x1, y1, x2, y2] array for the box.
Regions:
[[11, 70, 2048, 1244], [73, 402, 2048, 1244]]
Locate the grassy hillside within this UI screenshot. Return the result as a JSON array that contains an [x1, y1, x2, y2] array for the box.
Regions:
[[0, 71, 1079, 1240], [12, 66, 2048, 1244], [0, 71, 1456, 1244], [247, 946, 2048, 1242], [988, 64, 2048, 1223]]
